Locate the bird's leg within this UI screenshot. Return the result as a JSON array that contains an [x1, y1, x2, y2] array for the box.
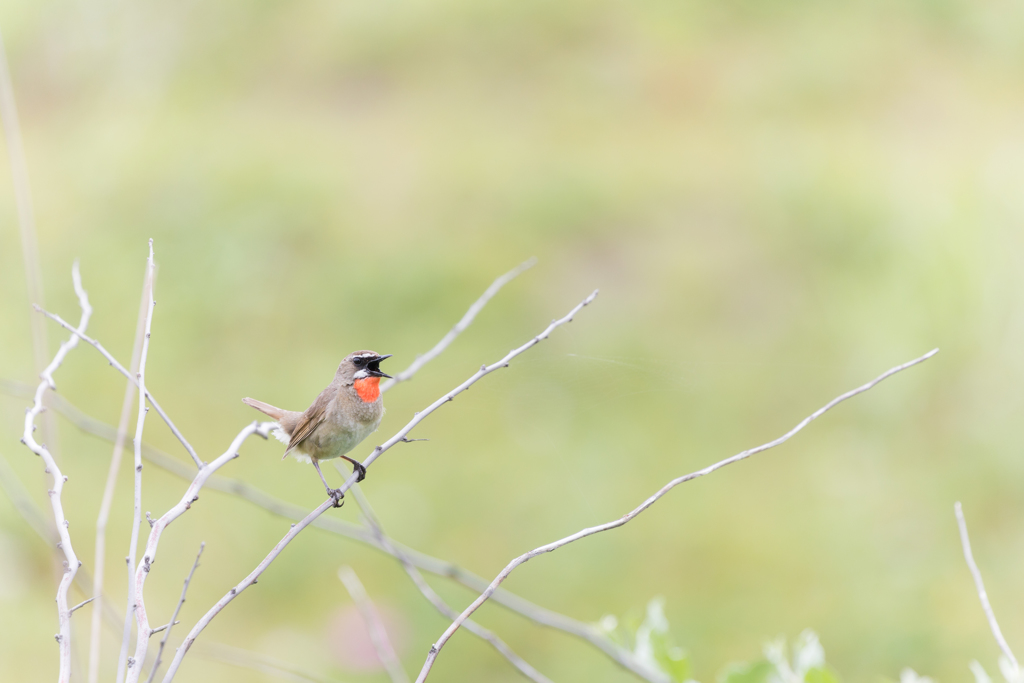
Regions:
[[339, 455, 367, 483], [312, 459, 344, 507]]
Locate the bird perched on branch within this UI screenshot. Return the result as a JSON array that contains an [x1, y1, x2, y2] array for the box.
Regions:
[[243, 350, 392, 506]]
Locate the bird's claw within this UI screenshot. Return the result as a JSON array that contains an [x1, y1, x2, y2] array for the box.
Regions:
[[328, 489, 345, 508], [342, 457, 367, 483]]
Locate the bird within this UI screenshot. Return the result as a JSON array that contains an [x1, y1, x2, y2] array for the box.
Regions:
[[242, 350, 392, 506]]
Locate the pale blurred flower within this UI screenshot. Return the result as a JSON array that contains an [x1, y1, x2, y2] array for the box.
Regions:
[[900, 667, 936, 683]]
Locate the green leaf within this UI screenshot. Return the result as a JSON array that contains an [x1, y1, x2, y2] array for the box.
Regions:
[[805, 666, 841, 683], [718, 661, 775, 683]]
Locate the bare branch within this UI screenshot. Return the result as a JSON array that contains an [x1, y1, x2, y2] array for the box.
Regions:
[[338, 566, 409, 683], [349, 485, 559, 683], [129, 420, 274, 683], [148, 621, 180, 636], [161, 290, 599, 682], [146, 542, 204, 683], [119, 242, 157, 683], [414, 348, 940, 681], [70, 597, 97, 614], [36, 306, 202, 468], [381, 257, 536, 393], [91, 265, 152, 683], [0, 463, 339, 683], [19, 261, 92, 683], [955, 502, 1020, 672], [1, 375, 668, 683]]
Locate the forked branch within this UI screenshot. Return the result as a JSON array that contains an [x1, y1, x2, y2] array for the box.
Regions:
[[37, 306, 202, 468], [160, 289, 599, 682]]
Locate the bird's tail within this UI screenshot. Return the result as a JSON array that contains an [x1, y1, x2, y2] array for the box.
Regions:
[[242, 397, 285, 421]]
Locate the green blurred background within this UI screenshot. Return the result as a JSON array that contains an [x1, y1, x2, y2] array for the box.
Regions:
[[2, 0, 1023, 681]]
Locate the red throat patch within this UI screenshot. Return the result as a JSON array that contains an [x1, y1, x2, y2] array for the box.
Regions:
[[353, 377, 381, 403]]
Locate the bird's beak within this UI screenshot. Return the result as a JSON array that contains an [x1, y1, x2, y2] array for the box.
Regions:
[[369, 354, 393, 379]]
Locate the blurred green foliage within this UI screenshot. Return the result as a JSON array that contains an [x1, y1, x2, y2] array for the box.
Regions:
[[2, 0, 1024, 682]]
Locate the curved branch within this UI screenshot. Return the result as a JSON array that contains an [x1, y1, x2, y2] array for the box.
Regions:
[[19, 261, 92, 683], [128, 420, 274, 682], [415, 348, 940, 681], [161, 290, 599, 682], [1, 374, 669, 683], [955, 502, 1019, 673]]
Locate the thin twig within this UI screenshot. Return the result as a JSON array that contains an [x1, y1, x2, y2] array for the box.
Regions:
[[36, 306, 202, 468], [161, 290, 598, 682], [119, 241, 157, 683], [129, 420, 274, 683], [955, 502, 1020, 672], [70, 597, 96, 614], [90, 265, 152, 683], [148, 621, 180, 636], [18, 262, 92, 683], [0, 459, 340, 683], [381, 257, 536, 393], [338, 566, 409, 683], [0, 376, 667, 683], [414, 349, 940, 681], [146, 543, 204, 683], [350, 485, 558, 683]]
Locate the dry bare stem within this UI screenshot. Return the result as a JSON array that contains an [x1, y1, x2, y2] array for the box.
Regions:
[[0, 454, 344, 683], [18, 262, 92, 683], [90, 265, 152, 683], [1, 375, 670, 683], [118, 242, 157, 683], [37, 307, 202, 468], [414, 349, 940, 681], [160, 290, 598, 682], [128, 419, 275, 682], [146, 543, 205, 683], [955, 502, 1020, 673]]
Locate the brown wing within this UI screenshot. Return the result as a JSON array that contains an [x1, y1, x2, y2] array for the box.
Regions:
[[284, 388, 332, 455]]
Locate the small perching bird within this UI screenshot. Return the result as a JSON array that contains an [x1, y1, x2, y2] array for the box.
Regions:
[[243, 350, 392, 506]]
